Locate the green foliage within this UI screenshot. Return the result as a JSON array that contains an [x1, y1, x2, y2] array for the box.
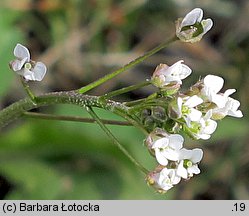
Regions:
[[0, 9, 24, 96]]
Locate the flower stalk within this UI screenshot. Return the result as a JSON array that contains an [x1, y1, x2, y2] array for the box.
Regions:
[[23, 112, 132, 126], [20, 77, 37, 103], [86, 106, 149, 174], [77, 36, 178, 94]]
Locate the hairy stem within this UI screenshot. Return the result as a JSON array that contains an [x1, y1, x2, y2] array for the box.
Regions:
[[0, 91, 131, 129]]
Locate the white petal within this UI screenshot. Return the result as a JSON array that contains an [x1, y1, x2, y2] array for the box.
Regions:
[[163, 61, 182, 76], [223, 89, 236, 97], [181, 8, 203, 27], [176, 160, 188, 179], [155, 149, 168, 166], [10, 58, 27, 71], [211, 94, 227, 108], [187, 164, 200, 175], [204, 75, 224, 93], [179, 148, 192, 160], [32, 62, 47, 81], [177, 97, 183, 113], [198, 134, 211, 140], [191, 148, 203, 163], [188, 108, 202, 121], [228, 110, 243, 118], [162, 149, 181, 161], [168, 134, 184, 150], [14, 43, 30, 61], [152, 137, 169, 149], [179, 63, 192, 79], [201, 18, 213, 34], [204, 110, 212, 120], [172, 175, 181, 185], [185, 95, 203, 107], [203, 119, 217, 134], [17, 68, 36, 81]]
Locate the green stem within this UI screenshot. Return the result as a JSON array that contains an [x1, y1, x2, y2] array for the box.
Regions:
[[23, 112, 132, 126], [0, 91, 143, 132], [77, 36, 178, 94], [101, 80, 151, 99], [87, 106, 149, 174], [20, 77, 37, 103]]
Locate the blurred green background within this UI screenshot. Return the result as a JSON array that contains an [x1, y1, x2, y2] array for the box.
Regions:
[[0, 0, 248, 199]]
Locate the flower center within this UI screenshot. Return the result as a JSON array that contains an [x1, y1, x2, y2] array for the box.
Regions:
[[184, 159, 193, 168], [24, 62, 32, 70]]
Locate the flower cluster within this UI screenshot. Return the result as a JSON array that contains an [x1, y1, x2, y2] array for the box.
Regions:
[[147, 60, 242, 192], [9, 43, 47, 81], [145, 129, 203, 193]]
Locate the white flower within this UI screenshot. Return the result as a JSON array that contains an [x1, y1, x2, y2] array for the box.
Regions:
[[157, 168, 181, 191], [177, 95, 203, 126], [9, 43, 47, 81], [200, 75, 243, 119], [152, 134, 184, 166], [176, 148, 203, 179], [176, 8, 213, 43], [212, 97, 243, 119], [189, 110, 217, 140], [151, 60, 192, 88], [201, 75, 227, 107]]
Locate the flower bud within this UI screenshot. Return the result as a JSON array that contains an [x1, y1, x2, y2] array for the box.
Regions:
[[151, 106, 167, 122]]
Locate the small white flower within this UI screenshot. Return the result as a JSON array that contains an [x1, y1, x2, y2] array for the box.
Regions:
[[152, 134, 184, 166], [177, 95, 203, 126], [157, 168, 181, 191], [212, 97, 243, 119], [200, 75, 243, 119], [176, 8, 213, 43], [201, 75, 227, 107], [189, 110, 217, 140], [151, 60, 192, 88], [176, 148, 203, 179], [9, 43, 47, 81]]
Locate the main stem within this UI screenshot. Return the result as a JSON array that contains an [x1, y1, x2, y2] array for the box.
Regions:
[[77, 36, 178, 94], [87, 107, 149, 174], [0, 91, 130, 129]]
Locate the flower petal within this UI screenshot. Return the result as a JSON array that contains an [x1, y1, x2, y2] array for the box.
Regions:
[[152, 137, 169, 149], [203, 119, 217, 134], [168, 134, 184, 149], [187, 108, 202, 122], [185, 95, 203, 107], [181, 8, 203, 27], [14, 43, 30, 61], [10, 58, 27, 71], [187, 164, 200, 175], [203, 75, 224, 93], [16, 68, 36, 81], [191, 148, 203, 163], [179, 148, 192, 160], [32, 62, 47, 81], [176, 160, 188, 179], [162, 148, 180, 161], [201, 18, 213, 34], [155, 149, 169, 166]]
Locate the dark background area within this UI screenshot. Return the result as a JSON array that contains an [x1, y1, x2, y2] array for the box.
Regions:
[[0, 0, 248, 199]]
